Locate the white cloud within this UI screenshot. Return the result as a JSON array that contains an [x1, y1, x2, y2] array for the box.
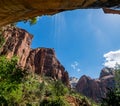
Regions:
[[103, 50, 120, 68], [71, 61, 78, 69], [71, 61, 81, 73]]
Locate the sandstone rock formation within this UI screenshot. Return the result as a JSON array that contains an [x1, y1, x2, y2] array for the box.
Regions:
[[103, 8, 120, 15], [26, 48, 69, 86], [0, 25, 33, 68], [0, 0, 120, 27], [76, 67, 115, 102], [99, 67, 115, 78], [0, 26, 69, 86]]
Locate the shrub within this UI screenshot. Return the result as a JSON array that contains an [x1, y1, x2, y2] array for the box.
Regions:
[[53, 80, 69, 96], [0, 56, 26, 104], [101, 88, 120, 106], [40, 97, 68, 106]]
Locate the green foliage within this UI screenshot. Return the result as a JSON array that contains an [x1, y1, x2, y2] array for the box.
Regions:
[[101, 88, 120, 106], [0, 56, 25, 83], [40, 97, 69, 106], [19, 74, 45, 105], [40, 78, 70, 106], [101, 65, 120, 106], [52, 80, 69, 97], [0, 56, 26, 104], [23, 17, 38, 25], [0, 56, 99, 106], [29, 17, 38, 25], [115, 68, 120, 93], [0, 56, 46, 105]]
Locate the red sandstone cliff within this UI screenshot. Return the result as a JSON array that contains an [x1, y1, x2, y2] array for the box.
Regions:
[[26, 48, 69, 85], [76, 67, 115, 102], [0, 26, 69, 85], [0, 25, 33, 68]]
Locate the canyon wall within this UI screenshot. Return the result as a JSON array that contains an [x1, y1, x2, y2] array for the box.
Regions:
[[26, 48, 69, 85], [0, 25, 33, 68], [0, 26, 69, 86], [76, 67, 115, 102]]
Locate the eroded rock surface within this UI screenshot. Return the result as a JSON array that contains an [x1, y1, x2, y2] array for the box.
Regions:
[[0, 0, 120, 27], [76, 67, 115, 102], [0, 26, 69, 86], [26, 48, 69, 85], [0, 25, 33, 68]]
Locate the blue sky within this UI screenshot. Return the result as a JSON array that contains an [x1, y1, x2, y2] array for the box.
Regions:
[[17, 9, 120, 79]]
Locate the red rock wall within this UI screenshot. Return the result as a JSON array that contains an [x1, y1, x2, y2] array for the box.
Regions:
[[0, 26, 69, 85], [0, 26, 33, 68], [25, 48, 69, 85], [76, 68, 115, 102]]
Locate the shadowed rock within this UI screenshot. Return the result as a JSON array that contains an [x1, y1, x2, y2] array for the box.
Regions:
[[76, 68, 115, 102], [0, 26, 69, 86], [0, 0, 120, 27], [26, 48, 69, 86]]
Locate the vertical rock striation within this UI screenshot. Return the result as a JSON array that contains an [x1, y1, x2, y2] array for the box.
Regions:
[[25, 48, 69, 85], [0, 26, 69, 86], [0, 26, 33, 68]]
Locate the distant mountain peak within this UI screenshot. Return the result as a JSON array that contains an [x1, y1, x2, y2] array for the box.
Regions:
[[99, 67, 115, 79], [69, 77, 79, 88], [76, 67, 115, 102]]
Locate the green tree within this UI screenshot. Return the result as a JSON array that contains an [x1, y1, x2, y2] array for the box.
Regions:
[[0, 56, 26, 105], [101, 88, 120, 106], [19, 74, 45, 105], [115, 65, 120, 95], [29, 17, 38, 25], [23, 17, 38, 25], [53, 80, 69, 97], [0, 56, 46, 105], [101, 65, 120, 106], [40, 97, 68, 106], [40, 79, 69, 106]]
